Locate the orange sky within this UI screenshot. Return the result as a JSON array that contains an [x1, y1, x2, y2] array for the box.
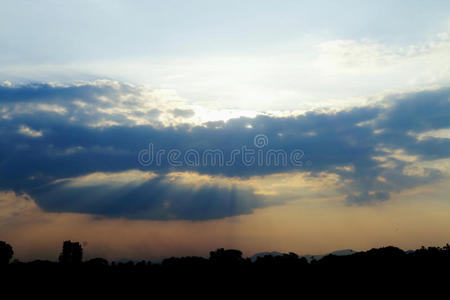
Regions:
[[2, 170, 449, 262]]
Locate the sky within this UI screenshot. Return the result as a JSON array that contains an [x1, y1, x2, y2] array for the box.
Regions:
[[0, 0, 449, 261]]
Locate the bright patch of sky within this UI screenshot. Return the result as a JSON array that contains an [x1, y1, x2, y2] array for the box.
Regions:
[[1, 0, 450, 115]]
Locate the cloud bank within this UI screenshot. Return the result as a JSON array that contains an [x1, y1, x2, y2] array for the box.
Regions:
[[0, 81, 449, 219]]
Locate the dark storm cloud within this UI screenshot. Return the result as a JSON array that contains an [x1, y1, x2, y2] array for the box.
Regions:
[[32, 174, 262, 221], [377, 88, 450, 134], [0, 82, 449, 219], [0, 81, 134, 103], [373, 88, 450, 160]]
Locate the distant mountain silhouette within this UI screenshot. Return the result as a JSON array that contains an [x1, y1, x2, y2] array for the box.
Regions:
[[251, 249, 356, 262], [330, 249, 356, 256], [250, 251, 284, 262]]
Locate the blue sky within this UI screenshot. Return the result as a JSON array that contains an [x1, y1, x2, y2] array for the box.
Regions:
[[2, 0, 448, 61], [2, 0, 450, 111], [0, 1, 449, 260]]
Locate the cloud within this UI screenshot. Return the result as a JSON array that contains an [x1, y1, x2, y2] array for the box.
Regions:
[[0, 80, 192, 127], [0, 81, 449, 219], [31, 171, 263, 221], [170, 108, 195, 118], [377, 88, 450, 134], [18, 125, 43, 137]]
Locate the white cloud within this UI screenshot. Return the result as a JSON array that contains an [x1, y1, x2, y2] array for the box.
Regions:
[[71, 33, 450, 112], [18, 125, 43, 137], [54, 170, 158, 188]]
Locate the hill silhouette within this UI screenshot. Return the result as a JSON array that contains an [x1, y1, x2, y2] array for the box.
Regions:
[[1, 241, 449, 294]]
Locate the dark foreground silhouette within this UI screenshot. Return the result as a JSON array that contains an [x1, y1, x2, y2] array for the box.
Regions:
[[1, 240, 449, 294]]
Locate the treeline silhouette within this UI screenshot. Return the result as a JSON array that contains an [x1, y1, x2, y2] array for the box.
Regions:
[[1, 240, 449, 293]]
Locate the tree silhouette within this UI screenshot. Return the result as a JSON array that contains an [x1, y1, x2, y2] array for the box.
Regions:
[[58, 240, 83, 264], [209, 248, 245, 265], [0, 241, 13, 264], [86, 257, 109, 266]]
